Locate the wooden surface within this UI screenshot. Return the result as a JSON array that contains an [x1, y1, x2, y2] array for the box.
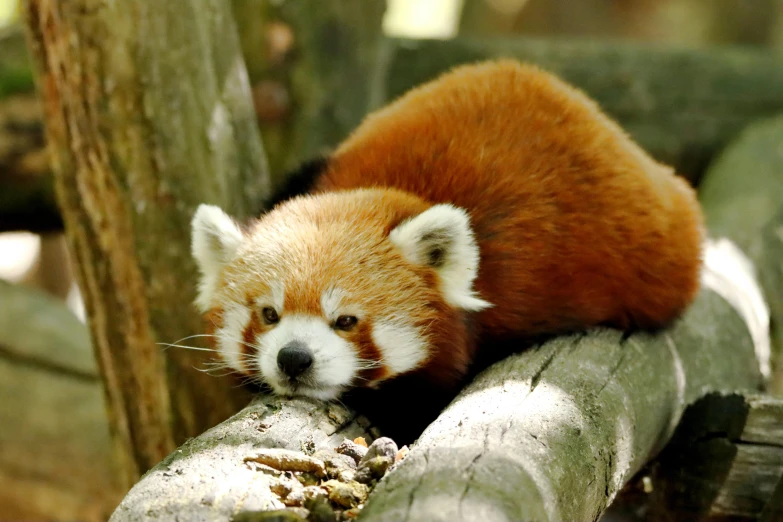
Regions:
[[650, 393, 783, 520], [359, 277, 763, 522], [110, 396, 376, 521], [0, 281, 121, 521], [106, 240, 766, 521], [23, 0, 268, 488], [8, 33, 783, 229], [699, 115, 783, 392], [232, 0, 386, 182]]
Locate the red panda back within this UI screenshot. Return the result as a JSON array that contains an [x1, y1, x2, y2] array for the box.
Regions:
[[315, 60, 704, 338]]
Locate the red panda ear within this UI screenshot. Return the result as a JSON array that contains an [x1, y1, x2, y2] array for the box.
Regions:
[[389, 204, 491, 312], [191, 204, 244, 312]]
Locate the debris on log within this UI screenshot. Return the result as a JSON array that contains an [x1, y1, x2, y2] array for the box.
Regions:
[[109, 396, 381, 522]]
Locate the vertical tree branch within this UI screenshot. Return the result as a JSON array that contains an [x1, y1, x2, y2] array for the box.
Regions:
[[23, 0, 268, 487], [232, 0, 386, 181]]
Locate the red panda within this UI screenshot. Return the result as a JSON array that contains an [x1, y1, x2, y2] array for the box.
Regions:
[[191, 60, 704, 410]]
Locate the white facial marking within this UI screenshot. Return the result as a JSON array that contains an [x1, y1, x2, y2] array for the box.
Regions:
[[371, 319, 428, 375], [191, 204, 244, 312], [320, 287, 363, 322], [256, 315, 358, 400], [256, 281, 285, 313], [216, 303, 251, 373], [389, 204, 491, 312], [320, 287, 347, 321]]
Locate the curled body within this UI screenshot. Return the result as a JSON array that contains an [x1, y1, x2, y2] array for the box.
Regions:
[[191, 60, 704, 403]]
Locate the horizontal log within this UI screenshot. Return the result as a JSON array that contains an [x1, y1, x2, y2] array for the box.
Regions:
[[698, 114, 783, 392], [650, 392, 783, 520], [109, 396, 378, 521], [376, 38, 783, 183], [0, 281, 120, 521], [0, 279, 94, 379], [358, 240, 765, 522], [9, 36, 783, 232]]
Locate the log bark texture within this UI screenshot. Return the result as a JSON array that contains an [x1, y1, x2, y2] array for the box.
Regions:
[[110, 396, 377, 521], [375, 38, 783, 183], [358, 280, 763, 522], [699, 115, 783, 392], [23, 0, 268, 488], [651, 392, 783, 520]]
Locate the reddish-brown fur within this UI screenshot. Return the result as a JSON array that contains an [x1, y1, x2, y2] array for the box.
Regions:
[[303, 60, 704, 377], [220, 188, 476, 384], [202, 59, 703, 411]]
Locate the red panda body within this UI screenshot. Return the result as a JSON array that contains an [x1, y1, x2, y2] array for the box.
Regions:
[[321, 61, 703, 336], [191, 61, 704, 415]]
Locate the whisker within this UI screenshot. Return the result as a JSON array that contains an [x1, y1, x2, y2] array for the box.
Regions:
[[165, 333, 221, 345], [157, 342, 221, 353]]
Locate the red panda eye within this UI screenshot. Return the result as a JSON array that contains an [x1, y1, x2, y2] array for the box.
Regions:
[[262, 307, 279, 324], [334, 315, 357, 331]]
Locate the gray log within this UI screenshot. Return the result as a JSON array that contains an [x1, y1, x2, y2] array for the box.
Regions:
[[649, 392, 783, 520], [358, 249, 765, 522], [109, 396, 376, 521], [699, 115, 783, 392], [375, 38, 783, 183], [0, 281, 121, 521]]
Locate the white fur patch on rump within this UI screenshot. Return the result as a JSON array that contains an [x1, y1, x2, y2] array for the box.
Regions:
[[191, 204, 244, 312], [389, 204, 491, 311]]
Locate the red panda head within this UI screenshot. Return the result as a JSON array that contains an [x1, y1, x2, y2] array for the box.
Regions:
[[191, 188, 490, 399]]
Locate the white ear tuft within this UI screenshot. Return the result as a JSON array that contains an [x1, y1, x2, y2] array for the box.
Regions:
[[389, 204, 491, 311], [191, 204, 244, 312]]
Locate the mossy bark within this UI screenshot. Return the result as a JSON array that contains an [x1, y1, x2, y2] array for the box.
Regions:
[[23, 0, 267, 487]]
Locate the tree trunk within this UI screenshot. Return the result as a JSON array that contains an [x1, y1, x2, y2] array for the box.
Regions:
[[232, 0, 387, 182], [378, 38, 783, 183], [22, 0, 268, 488]]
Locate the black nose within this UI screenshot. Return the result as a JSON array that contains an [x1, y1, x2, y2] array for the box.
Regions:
[[277, 341, 314, 378]]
